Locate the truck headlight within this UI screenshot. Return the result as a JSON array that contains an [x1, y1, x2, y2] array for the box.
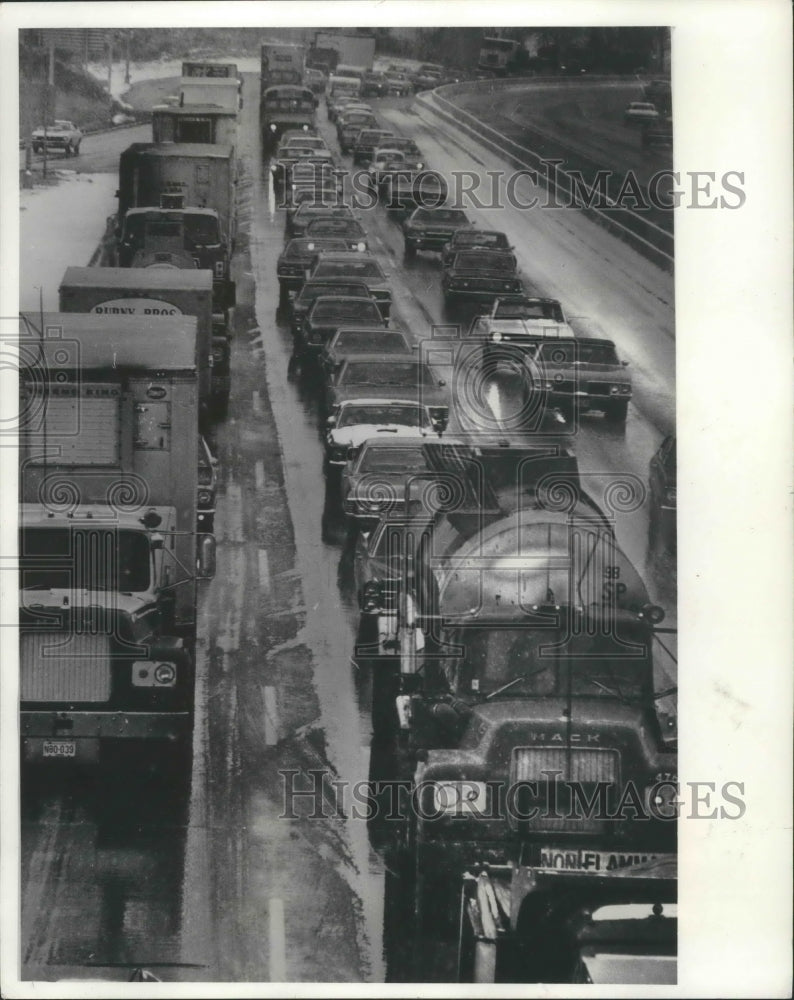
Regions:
[[645, 780, 680, 820], [491, 330, 502, 342], [270, 123, 277, 132], [198, 489, 213, 506], [433, 781, 488, 815]]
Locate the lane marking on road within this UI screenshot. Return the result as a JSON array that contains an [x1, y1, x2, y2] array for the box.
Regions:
[[252, 390, 262, 416], [263, 684, 279, 746], [268, 897, 286, 980], [255, 460, 266, 490], [258, 547, 271, 594]]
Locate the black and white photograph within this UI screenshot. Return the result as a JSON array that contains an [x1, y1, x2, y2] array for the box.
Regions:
[[0, 2, 791, 996]]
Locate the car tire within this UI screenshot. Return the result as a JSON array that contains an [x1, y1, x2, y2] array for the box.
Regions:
[[73, 142, 81, 156], [605, 399, 629, 425], [403, 241, 416, 259]]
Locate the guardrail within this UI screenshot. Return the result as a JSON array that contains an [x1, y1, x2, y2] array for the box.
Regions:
[[415, 79, 674, 272]]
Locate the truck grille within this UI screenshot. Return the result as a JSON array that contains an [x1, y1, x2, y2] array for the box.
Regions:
[[21, 632, 112, 702], [509, 746, 620, 833]]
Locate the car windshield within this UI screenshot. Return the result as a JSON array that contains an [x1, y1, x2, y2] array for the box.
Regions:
[[455, 231, 507, 249], [19, 527, 151, 593], [280, 138, 325, 151], [495, 299, 565, 321], [312, 300, 381, 322], [413, 208, 466, 224], [314, 260, 382, 279], [340, 362, 430, 387], [306, 219, 364, 236], [438, 625, 652, 700], [123, 212, 220, 248], [453, 251, 515, 272], [374, 150, 405, 163], [298, 283, 368, 304], [292, 188, 341, 206], [357, 131, 391, 144], [338, 404, 427, 428], [332, 331, 407, 354], [359, 446, 428, 472], [296, 203, 352, 217], [536, 342, 620, 366]]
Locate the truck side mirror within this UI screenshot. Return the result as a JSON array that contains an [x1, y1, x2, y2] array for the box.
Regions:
[[197, 534, 216, 579]]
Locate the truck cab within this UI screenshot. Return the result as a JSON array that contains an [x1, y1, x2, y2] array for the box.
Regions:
[[18, 313, 215, 765]]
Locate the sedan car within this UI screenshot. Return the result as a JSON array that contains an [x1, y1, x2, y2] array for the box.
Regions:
[[403, 205, 472, 257], [342, 436, 464, 521], [290, 279, 374, 341], [337, 111, 379, 153], [319, 327, 413, 379], [352, 128, 396, 166], [288, 203, 355, 239], [623, 101, 659, 126], [304, 216, 370, 252], [324, 399, 438, 475], [277, 237, 351, 301], [649, 435, 676, 551], [385, 71, 413, 96], [440, 228, 513, 267], [441, 249, 522, 307], [527, 337, 632, 425], [324, 354, 448, 427], [470, 295, 575, 345], [383, 172, 450, 220], [361, 72, 389, 97], [298, 296, 386, 361], [307, 252, 392, 320]]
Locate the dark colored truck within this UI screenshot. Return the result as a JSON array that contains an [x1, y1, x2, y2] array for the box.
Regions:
[[18, 312, 215, 766], [116, 142, 237, 311], [362, 444, 677, 982]]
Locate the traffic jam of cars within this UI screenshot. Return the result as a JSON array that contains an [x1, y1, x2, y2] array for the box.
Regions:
[[17, 29, 677, 988], [262, 44, 678, 985]]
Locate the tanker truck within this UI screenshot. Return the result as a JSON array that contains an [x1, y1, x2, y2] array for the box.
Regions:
[[18, 312, 215, 768], [367, 443, 677, 982]]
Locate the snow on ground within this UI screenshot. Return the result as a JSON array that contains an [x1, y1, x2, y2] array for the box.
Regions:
[[86, 57, 260, 103], [19, 172, 118, 311]]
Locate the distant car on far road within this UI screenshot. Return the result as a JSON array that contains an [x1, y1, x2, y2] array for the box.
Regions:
[[31, 120, 82, 156], [623, 101, 659, 126]]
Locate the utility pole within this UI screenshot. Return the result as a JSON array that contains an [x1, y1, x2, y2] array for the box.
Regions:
[[41, 36, 55, 178], [107, 31, 113, 100]]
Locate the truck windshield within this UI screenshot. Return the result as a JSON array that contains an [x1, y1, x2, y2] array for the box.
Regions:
[[439, 625, 652, 701], [19, 528, 151, 593], [123, 212, 220, 249]]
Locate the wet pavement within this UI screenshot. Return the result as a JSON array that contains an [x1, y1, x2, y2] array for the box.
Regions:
[[19, 75, 676, 984]]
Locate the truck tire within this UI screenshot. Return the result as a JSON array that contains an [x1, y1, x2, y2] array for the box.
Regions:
[[605, 399, 629, 425]]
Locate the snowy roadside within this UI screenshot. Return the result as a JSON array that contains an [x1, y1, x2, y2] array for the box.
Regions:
[[19, 173, 118, 311], [86, 56, 260, 103]]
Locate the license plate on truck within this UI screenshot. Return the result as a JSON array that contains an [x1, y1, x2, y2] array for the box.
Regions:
[[42, 740, 76, 758]]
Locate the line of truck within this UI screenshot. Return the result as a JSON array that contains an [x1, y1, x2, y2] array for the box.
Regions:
[[19, 59, 242, 769]]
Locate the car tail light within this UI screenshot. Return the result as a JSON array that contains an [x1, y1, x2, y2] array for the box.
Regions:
[[361, 580, 381, 612]]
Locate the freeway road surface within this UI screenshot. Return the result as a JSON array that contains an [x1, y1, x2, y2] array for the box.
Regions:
[[19, 75, 676, 983]]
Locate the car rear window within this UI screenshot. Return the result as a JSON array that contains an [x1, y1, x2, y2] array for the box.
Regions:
[[314, 260, 383, 279], [338, 404, 426, 429], [536, 342, 619, 366], [311, 299, 382, 322], [359, 446, 428, 472], [453, 251, 515, 272], [413, 208, 467, 224], [495, 299, 565, 322]]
